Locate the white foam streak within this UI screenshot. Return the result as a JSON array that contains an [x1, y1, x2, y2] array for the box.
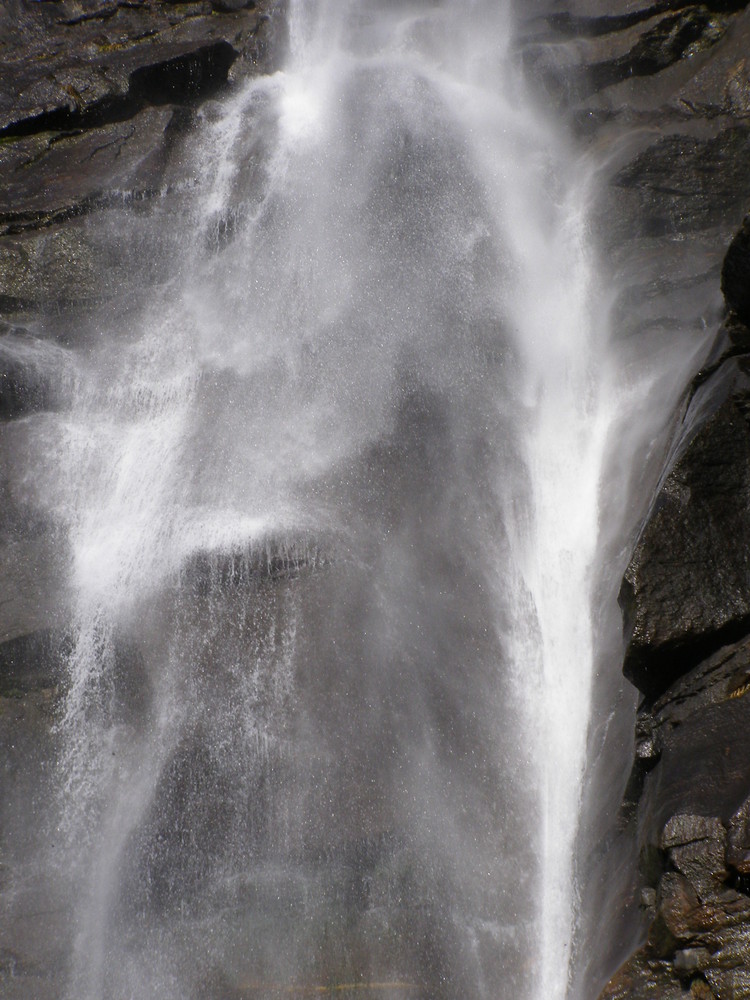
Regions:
[[509, 188, 614, 999]]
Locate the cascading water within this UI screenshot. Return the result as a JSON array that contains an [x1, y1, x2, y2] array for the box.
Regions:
[[7, 2, 706, 999], [503, 174, 615, 999]]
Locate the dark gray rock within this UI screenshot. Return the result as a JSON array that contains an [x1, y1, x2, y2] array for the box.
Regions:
[[0, 1, 281, 137], [212, 0, 255, 11], [586, 7, 734, 96], [0, 107, 176, 224], [0, 328, 73, 419], [0, 630, 68, 697], [0, 0, 285, 325], [523, 3, 747, 107], [611, 126, 750, 238], [581, 2, 750, 990], [0, 533, 69, 649], [722, 215, 750, 325], [621, 354, 750, 700]]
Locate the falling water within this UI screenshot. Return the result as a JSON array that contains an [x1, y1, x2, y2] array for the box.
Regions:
[[7, 1, 704, 999]]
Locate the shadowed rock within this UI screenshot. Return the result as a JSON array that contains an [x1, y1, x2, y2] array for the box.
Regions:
[[621, 354, 750, 701], [722, 214, 750, 325], [0, 0, 286, 324], [603, 206, 750, 998]]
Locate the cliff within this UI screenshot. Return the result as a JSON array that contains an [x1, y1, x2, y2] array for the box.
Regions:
[[3, 1, 750, 998], [0, 0, 284, 660], [530, 2, 750, 997], [0, 5, 285, 997]]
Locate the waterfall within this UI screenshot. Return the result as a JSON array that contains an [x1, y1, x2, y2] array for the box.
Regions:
[[17, 1, 692, 998]]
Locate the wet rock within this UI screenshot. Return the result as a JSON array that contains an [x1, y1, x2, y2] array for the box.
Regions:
[[0, 535, 69, 649], [601, 793, 750, 994], [655, 871, 705, 941], [660, 815, 726, 850], [704, 962, 750, 997], [0, 221, 118, 319], [127, 40, 238, 106], [638, 671, 750, 840], [0, 631, 68, 698], [598, 950, 688, 1000], [726, 797, 750, 873], [0, 417, 71, 645], [0, 1, 281, 137], [587, 7, 733, 95], [621, 355, 750, 701], [722, 215, 750, 325], [525, 3, 745, 105], [603, 211, 750, 996], [690, 982, 717, 1000], [0, 679, 67, 1000], [611, 126, 750, 239], [0, 329, 70, 419], [667, 838, 728, 898], [182, 535, 330, 595], [0, 106, 176, 225], [0, 0, 284, 325]]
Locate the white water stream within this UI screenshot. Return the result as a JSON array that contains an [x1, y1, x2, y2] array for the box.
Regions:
[[16, 2, 704, 998]]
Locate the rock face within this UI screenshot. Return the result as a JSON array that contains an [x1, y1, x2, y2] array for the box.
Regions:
[[622, 348, 750, 702], [0, 0, 284, 627], [521, 1, 750, 996], [3, 1, 750, 997], [0, 0, 285, 324], [599, 225, 750, 1000], [0, 13, 283, 994], [555, 0, 750, 989]]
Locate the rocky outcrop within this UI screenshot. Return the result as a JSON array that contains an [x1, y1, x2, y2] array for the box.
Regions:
[[3, 2, 750, 997], [621, 344, 750, 702], [598, 213, 750, 1000], [519, 2, 750, 996], [0, 0, 284, 325], [0, 11, 286, 997], [0, 0, 284, 704], [590, 58, 750, 998]]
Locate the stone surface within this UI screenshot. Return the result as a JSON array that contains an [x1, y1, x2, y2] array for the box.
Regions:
[[538, 0, 750, 994], [722, 214, 750, 324], [602, 360, 750, 996], [0, 0, 280, 136], [0, 0, 284, 325], [621, 356, 750, 700], [3, 1, 750, 997]]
